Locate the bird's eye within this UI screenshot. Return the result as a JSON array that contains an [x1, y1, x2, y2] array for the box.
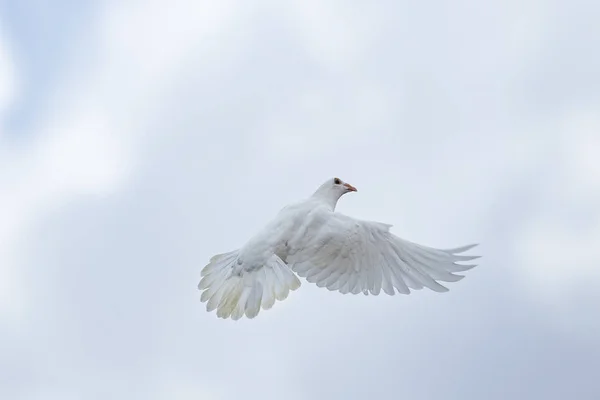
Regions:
[[334, 178, 341, 185]]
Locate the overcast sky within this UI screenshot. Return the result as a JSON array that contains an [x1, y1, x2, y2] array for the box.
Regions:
[[1, 1, 599, 399]]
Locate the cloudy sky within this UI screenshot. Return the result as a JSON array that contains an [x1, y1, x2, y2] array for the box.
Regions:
[[1, 1, 599, 399]]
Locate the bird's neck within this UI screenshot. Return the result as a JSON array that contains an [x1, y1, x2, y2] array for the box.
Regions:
[[311, 187, 341, 211]]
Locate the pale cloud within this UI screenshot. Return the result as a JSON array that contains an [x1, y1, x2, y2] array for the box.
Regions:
[[561, 108, 600, 191], [0, 22, 17, 123], [92, 0, 239, 104], [261, 82, 392, 163], [515, 107, 600, 292], [282, 0, 383, 72], [0, 0, 241, 319], [504, 0, 554, 66], [0, 111, 130, 318], [155, 374, 222, 400], [512, 106, 600, 341], [0, 24, 23, 317], [16, 388, 80, 400]]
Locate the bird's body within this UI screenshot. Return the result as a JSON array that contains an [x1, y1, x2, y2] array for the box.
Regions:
[[198, 177, 479, 320], [240, 197, 337, 267]]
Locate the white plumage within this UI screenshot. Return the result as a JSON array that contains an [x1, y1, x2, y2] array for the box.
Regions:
[[198, 177, 479, 320]]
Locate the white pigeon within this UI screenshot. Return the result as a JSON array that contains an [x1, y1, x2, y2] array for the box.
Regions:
[[198, 177, 479, 320]]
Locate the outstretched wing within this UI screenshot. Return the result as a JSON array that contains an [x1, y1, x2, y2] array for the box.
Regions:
[[286, 213, 479, 295]]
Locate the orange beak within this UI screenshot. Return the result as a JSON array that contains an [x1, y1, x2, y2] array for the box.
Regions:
[[344, 183, 357, 192]]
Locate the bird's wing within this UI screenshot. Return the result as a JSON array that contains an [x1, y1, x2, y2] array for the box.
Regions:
[[286, 212, 479, 295]]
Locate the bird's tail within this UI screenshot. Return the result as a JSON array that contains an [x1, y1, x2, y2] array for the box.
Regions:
[[198, 250, 301, 320]]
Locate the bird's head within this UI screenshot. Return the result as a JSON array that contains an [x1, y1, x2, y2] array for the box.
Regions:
[[312, 177, 357, 209], [331, 177, 357, 195]]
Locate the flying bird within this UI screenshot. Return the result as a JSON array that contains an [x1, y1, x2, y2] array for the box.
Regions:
[[198, 177, 479, 320]]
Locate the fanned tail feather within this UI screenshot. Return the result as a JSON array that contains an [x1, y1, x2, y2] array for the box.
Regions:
[[198, 251, 301, 320]]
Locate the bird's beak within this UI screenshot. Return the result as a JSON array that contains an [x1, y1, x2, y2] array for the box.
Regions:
[[344, 183, 357, 192]]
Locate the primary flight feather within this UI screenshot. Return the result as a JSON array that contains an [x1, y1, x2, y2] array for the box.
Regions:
[[198, 177, 480, 320]]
